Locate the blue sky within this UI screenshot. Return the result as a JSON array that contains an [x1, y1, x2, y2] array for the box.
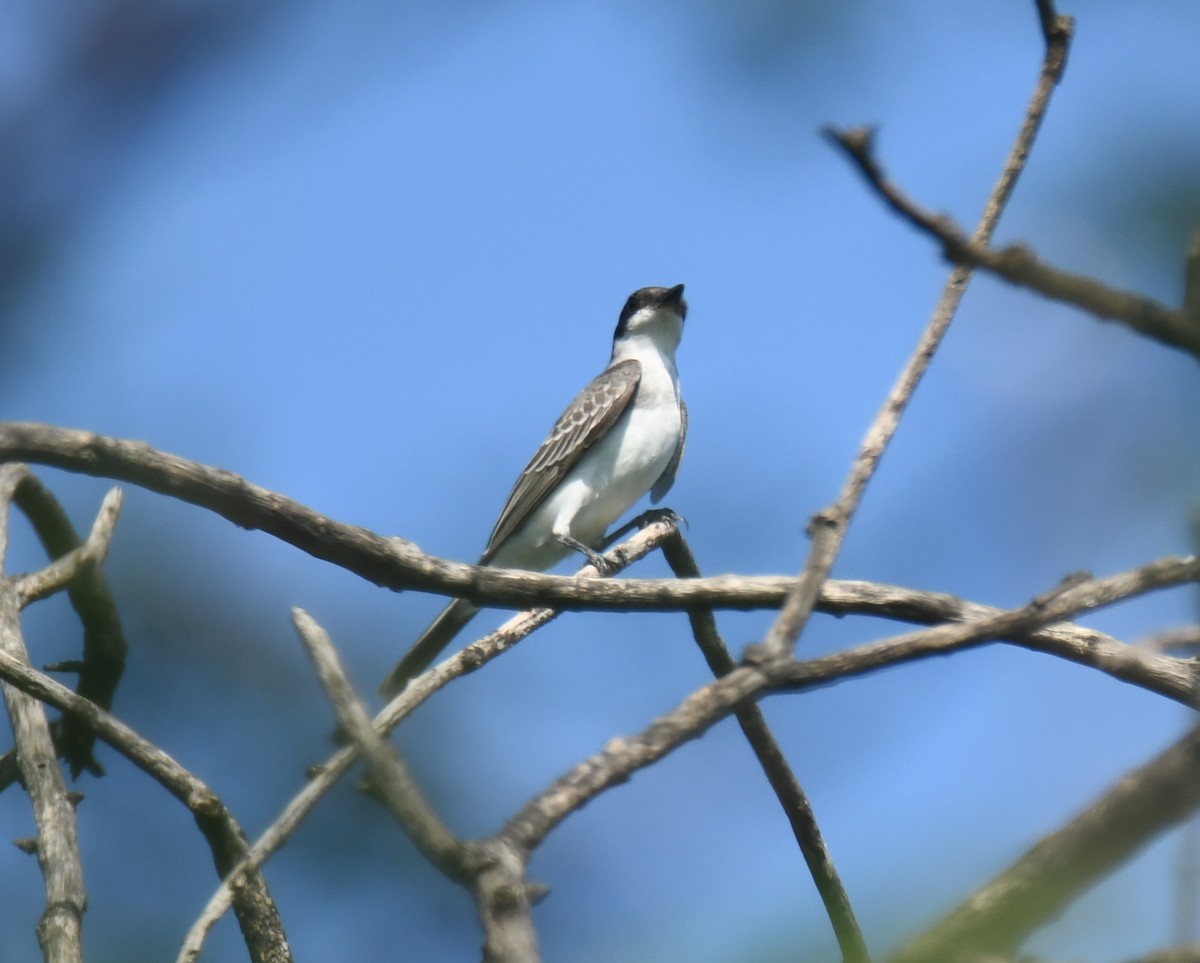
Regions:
[[2, 2, 1199, 960]]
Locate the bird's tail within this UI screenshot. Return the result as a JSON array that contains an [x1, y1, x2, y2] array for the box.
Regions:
[[379, 598, 481, 699]]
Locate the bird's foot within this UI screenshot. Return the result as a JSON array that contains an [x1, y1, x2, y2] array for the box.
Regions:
[[599, 508, 687, 549], [556, 533, 618, 576], [636, 507, 686, 529]]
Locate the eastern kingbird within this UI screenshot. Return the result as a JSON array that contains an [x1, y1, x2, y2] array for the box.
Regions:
[[379, 284, 688, 698]]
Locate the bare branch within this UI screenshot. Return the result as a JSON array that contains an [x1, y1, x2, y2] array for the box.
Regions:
[[8, 473, 129, 779], [501, 664, 767, 854], [783, 557, 1200, 702], [0, 644, 291, 963], [505, 554, 1200, 853], [1140, 625, 1200, 654], [891, 725, 1200, 962], [291, 609, 471, 879], [16, 487, 122, 606], [659, 531, 870, 963], [818, 578, 1198, 706], [185, 544, 1195, 952], [189, 547, 1190, 950], [0, 420, 805, 612], [291, 611, 545, 961], [761, 4, 1075, 663], [471, 839, 542, 963], [180, 519, 676, 957], [0, 463, 23, 564], [0, 600, 87, 963], [826, 127, 1200, 361], [1034, 0, 1074, 50], [1, 465, 85, 962]]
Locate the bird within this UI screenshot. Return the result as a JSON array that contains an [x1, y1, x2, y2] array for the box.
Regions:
[[379, 284, 688, 698]]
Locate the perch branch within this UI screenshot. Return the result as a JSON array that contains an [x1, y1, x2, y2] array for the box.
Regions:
[[0, 420, 811, 612]]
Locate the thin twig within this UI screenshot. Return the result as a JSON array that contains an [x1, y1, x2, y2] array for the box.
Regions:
[[179, 520, 676, 960], [659, 530, 870, 963], [760, 3, 1076, 663], [827, 130, 1200, 362], [502, 666, 766, 853], [289, 611, 543, 962], [0, 641, 292, 963], [10, 474, 129, 778], [893, 558, 1193, 641], [1140, 626, 1200, 654], [180, 548, 1198, 953], [15, 487, 122, 606], [1, 465, 86, 963], [291, 608, 471, 879], [782, 557, 1200, 700], [1, 483, 124, 786], [503, 553, 1198, 853], [817, 578, 1197, 706]]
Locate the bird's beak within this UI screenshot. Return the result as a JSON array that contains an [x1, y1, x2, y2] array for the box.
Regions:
[[664, 283, 685, 307]]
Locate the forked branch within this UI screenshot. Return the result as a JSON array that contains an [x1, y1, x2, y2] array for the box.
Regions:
[[758, 0, 1075, 663]]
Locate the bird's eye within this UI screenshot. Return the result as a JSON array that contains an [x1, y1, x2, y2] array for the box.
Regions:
[[617, 298, 641, 331]]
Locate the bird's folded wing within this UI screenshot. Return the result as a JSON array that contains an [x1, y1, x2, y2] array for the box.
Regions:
[[482, 359, 642, 559], [651, 398, 686, 503]]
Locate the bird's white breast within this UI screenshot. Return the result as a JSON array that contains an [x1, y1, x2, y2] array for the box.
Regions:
[[489, 340, 682, 571]]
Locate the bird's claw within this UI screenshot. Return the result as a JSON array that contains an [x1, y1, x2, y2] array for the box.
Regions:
[[636, 507, 686, 529], [588, 553, 618, 577]]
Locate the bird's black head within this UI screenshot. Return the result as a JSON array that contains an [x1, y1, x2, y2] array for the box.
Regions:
[[614, 284, 687, 340]]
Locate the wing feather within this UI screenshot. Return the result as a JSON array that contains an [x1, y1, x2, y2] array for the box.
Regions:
[[481, 359, 642, 560]]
